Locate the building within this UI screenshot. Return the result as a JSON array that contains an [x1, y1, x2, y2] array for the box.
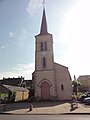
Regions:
[[0, 76, 24, 87], [77, 75, 90, 92], [32, 7, 72, 101], [23, 80, 32, 89], [0, 84, 29, 102]]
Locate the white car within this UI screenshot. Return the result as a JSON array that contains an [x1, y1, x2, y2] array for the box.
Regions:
[[83, 97, 90, 105]]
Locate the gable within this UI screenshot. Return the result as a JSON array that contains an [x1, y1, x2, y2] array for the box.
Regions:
[[54, 62, 72, 80], [54, 62, 68, 71]]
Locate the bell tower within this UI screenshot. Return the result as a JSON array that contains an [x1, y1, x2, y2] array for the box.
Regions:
[[33, 6, 57, 101], [35, 7, 54, 71]]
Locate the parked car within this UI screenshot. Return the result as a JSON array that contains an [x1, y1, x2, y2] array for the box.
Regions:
[[83, 97, 90, 105], [79, 92, 90, 103]]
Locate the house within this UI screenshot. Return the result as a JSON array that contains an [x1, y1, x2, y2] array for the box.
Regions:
[[32, 7, 72, 101], [0, 76, 24, 87], [23, 80, 32, 89], [23, 80, 34, 100], [0, 84, 29, 102], [77, 75, 90, 92]]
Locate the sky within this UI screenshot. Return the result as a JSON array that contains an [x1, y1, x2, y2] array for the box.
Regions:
[[0, 0, 90, 80]]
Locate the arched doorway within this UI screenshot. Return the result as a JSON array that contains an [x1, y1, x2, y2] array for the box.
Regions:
[[41, 82, 50, 100]]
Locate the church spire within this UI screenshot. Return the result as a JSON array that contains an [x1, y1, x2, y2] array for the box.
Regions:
[[40, 5, 48, 35]]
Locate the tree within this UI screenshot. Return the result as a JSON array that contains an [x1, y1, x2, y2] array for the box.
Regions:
[[72, 75, 81, 95], [78, 85, 88, 92]]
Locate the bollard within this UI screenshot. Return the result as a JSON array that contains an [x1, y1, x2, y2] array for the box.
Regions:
[[70, 102, 78, 111], [70, 103, 74, 111], [29, 103, 33, 111]]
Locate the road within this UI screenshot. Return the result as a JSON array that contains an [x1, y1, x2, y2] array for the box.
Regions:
[[0, 115, 90, 120]]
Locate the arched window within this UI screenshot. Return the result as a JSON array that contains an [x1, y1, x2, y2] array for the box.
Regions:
[[41, 42, 43, 51], [40, 42, 47, 51], [42, 57, 46, 68], [44, 42, 47, 50], [61, 84, 64, 90]]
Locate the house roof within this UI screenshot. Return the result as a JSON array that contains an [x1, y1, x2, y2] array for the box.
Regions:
[[0, 77, 24, 86], [77, 75, 90, 81], [3, 84, 29, 92], [24, 80, 32, 87]]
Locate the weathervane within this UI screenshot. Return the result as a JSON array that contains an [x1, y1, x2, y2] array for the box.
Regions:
[[42, 0, 45, 6]]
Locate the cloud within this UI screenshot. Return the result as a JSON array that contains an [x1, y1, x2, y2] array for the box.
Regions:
[[0, 63, 35, 80], [8, 32, 16, 44], [1, 46, 5, 49], [17, 28, 28, 48], [27, 0, 42, 15], [9, 32, 15, 38], [8, 29, 28, 48], [54, 0, 90, 79]]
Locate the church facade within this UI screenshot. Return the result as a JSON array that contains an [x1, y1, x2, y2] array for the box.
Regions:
[[32, 7, 72, 101]]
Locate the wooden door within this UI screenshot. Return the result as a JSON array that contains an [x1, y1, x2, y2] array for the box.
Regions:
[[41, 82, 50, 100]]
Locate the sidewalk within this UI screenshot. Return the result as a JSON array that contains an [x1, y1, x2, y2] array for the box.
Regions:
[[1, 101, 90, 115]]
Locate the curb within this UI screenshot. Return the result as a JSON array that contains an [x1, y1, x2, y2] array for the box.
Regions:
[[0, 112, 90, 115]]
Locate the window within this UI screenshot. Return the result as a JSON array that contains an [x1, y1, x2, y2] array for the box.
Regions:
[[41, 42, 43, 51], [44, 42, 47, 50], [40, 42, 47, 51], [61, 84, 64, 90], [42, 57, 46, 68]]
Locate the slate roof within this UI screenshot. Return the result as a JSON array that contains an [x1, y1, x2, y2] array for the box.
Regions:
[[0, 77, 24, 86], [3, 84, 29, 92], [77, 75, 90, 81]]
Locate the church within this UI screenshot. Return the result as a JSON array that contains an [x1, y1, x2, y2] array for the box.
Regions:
[[32, 6, 72, 101]]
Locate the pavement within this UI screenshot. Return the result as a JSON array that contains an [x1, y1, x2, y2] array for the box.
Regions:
[[1, 101, 90, 115]]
